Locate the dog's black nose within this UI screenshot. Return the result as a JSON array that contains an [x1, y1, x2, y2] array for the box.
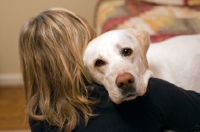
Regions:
[[116, 73, 134, 90]]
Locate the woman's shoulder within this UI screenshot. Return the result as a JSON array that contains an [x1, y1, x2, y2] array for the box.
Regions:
[[147, 77, 200, 97], [87, 83, 108, 99]]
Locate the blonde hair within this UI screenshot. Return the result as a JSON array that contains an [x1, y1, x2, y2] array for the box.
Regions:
[[19, 7, 97, 131]]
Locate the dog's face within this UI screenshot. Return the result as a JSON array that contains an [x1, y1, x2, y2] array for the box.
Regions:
[[83, 28, 152, 104]]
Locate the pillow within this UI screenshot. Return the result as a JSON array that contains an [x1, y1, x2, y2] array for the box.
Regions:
[[142, 0, 200, 6]]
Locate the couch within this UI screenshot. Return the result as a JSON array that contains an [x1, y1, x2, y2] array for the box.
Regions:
[[94, 0, 200, 42]]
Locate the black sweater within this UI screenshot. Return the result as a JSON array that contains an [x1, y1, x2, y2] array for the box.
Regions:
[[29, 78, 200, 132]]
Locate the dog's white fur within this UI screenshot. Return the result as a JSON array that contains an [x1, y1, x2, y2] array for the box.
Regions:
[[83, 28, 200, 104]]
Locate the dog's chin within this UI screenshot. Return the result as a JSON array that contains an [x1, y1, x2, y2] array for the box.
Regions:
[[123, 94, 137, 101], [111, 93, 138, 104], [119, 89, 147, 104]]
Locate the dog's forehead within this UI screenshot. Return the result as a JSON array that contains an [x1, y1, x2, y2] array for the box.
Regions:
[[87, 30, 135, 50], [83, 29, 139, 65]]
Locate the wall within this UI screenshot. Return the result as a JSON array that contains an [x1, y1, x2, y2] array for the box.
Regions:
[[0, 0, 98, 85]]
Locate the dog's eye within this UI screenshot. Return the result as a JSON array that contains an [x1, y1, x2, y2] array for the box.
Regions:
[[95, 59, 106, 67], [122, 48, 132, 56]]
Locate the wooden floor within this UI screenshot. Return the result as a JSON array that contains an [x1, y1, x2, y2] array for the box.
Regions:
[[0, 84, 30, 132]]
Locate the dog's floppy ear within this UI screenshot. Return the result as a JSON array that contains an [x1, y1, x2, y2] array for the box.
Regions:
[[125, 28, 150, 68]]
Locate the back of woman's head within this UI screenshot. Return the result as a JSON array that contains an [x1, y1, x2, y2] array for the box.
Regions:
[[19, 7, 97, 131]]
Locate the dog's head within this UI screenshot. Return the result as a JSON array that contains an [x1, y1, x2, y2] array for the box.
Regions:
[[83, 28, 152, 104]]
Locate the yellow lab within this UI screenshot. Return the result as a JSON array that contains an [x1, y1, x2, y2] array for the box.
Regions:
[[83, 28, 200, 104]]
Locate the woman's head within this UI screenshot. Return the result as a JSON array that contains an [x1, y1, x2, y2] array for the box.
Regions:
[[19, 7, 96, 131]]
